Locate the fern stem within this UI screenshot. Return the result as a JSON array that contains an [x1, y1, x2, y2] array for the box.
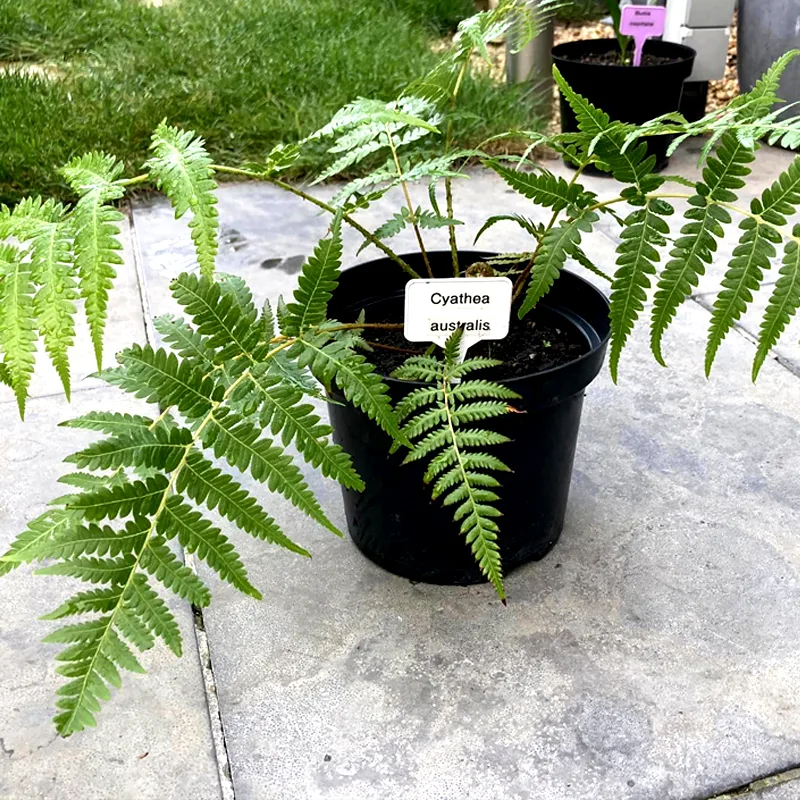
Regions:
[[587, 192, 692, 214], [445, 179, 459, 276], [444, 55, 473, 277], [210, 166, 422, 280], [717, 201, 800, 247], [323, 322, 404, 331], [117, 175, 151, 188], [383, 128, 434, 278]]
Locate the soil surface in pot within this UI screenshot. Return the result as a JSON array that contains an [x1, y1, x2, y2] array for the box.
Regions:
[[360, 306, 590, 379], [566, 51, 678, 67]]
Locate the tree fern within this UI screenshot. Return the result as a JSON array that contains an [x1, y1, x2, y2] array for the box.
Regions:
[[392, 330, 520, 601], [145, 123, 219, 279]]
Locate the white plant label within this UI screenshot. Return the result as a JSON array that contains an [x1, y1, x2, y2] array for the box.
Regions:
[[404, 277, 513, 356]]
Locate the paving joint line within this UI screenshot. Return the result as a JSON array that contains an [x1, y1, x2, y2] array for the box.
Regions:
[[128, 205, 237, 800], [698, 765, 800, 799], [690, 294, 800, 380]]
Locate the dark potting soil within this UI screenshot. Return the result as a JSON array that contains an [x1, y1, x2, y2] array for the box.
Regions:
[[567, 51, 678, 68], [362, 306, 590, 380]]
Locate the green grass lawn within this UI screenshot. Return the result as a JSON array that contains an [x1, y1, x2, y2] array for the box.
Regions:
[[0, 0, 537, 204]]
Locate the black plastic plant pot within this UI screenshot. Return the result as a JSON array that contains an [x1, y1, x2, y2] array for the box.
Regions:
[[552, 39, 696, 172], [326, 251, 611, 587]]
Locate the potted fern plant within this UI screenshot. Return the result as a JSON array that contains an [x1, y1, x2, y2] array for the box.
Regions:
[[552, 0, 696, 170], [1, 0, 800, 738]]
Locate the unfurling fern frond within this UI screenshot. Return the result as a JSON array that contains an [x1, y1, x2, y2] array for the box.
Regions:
[[609, 199, 673, 381], [392, 329, 520, 601], [145, 122, 219, 279]]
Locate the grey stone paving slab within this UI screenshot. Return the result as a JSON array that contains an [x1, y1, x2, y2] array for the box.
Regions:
[[17, 212, 147, 404], [0, 389, 222, 799], [131, 165, 800, 800], [754, 778, 800, 799]]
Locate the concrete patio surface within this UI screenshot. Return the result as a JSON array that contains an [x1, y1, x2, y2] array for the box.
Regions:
[[2, 142, 800, 800]]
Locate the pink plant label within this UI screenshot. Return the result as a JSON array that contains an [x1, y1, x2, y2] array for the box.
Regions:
[[620, 5, 666, 67]]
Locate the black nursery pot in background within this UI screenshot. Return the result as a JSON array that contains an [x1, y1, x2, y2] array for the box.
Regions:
[[552, 39, 696, 172], [326, 252, 611, 587]]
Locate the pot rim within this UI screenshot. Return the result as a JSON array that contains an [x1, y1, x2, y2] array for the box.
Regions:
[[552, 38, 697, 69], [334, 255, 611, 388]]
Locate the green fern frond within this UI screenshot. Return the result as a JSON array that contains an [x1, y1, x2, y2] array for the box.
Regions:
[[362, 206, 462, 254], [753, 232, 800, 379], [116, 343, 220, 418], [62, 153, 125, 372], [145, 123, 219, 278], [473, 214, 543, 245], [609, 199, 673, 381], [282, 211, 343, 335], [64, 476, 171, 521], [234, 366, 363, 490], [0, 245, 37, 417], [649, 132, 752, 364], [0, 510, 75, 576], [65, 426, 193, 472], [392, 329, 519, 601], [31, 519, 148, 560], [60, 411, 154, 435], [177, 451, 311, 556], [157, 496, 261, 599], [154, 314, 215, 369], [519, 209, 599, 319], [7, 203, 80, 398], [140, 537, 211, 607], [706, 220, 780, 375], [294, 333, 403, 443], [170, 273, 260, 361], [486, 162, 595, 213], [202, 407, 343, 536], [41, 587, 125, 620], [124, 573, 182, 656]]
